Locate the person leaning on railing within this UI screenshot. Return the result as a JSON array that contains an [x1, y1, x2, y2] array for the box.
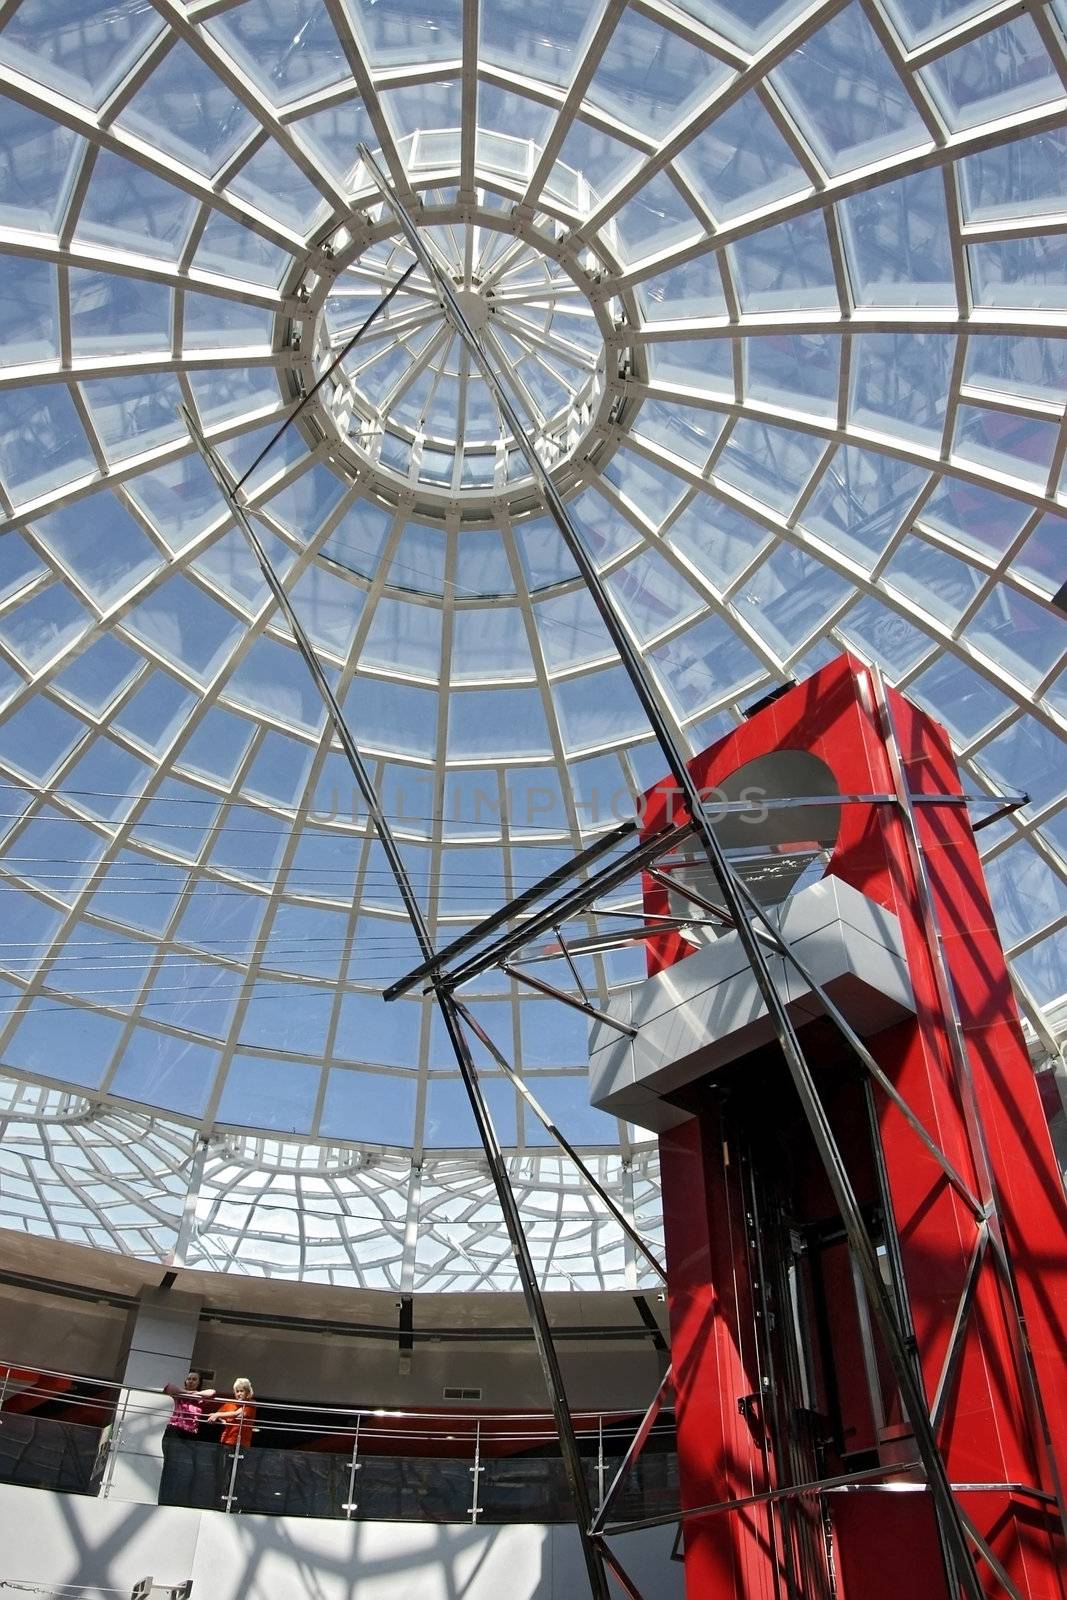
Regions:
[[205, 1378, 256, 1449], [162, 1372, 216, 1442]]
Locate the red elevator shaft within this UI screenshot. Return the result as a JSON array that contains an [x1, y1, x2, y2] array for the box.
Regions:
[[639, 655, 1067, 1600]]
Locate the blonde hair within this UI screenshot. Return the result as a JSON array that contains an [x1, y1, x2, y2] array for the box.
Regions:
[[233, 1377, 253, 1396]]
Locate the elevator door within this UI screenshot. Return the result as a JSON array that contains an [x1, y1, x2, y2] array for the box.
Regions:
[[736, 1135, 836, 1600]]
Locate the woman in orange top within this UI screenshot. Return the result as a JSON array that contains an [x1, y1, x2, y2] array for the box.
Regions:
[[207, 1377, 256, 1449]]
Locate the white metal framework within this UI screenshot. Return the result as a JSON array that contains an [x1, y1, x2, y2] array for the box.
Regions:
[[0, 0, 1063, 1284]]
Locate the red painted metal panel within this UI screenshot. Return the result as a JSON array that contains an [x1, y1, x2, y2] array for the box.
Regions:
[[646, 653, 1067, 1600]]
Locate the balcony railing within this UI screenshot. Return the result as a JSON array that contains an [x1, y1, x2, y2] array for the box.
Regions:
[[0, 1360, 678, 1526]]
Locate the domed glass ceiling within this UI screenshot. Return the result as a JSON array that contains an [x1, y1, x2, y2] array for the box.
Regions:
[[0, 0, 1063, 1176]]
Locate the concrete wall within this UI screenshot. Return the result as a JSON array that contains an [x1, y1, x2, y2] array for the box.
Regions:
[[0, 1280, 130, 1377], [0, 1482, 682, 1599], [193, 1319, 665, 1411]]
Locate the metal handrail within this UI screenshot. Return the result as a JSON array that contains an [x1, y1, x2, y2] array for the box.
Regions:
[[0, 1357, 676, 1447]]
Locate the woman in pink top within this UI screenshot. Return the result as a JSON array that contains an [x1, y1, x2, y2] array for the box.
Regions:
[[162, 1371, 216, 1441]]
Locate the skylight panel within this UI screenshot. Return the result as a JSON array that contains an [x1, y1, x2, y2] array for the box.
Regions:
[[0, 384, 95, 504], [882, 0, 1006, 52], [0, 256, 58, 367], [648, 613, 763, 716], [382, 78, 463, 145], [986, 842, 1067, 951], [216, 1053, 320, 1134], [34, 490, 163, 609], [838, 591, 933, 674], [111, 1031, 218, 1117], [952, 403, 1059, 488], [610, 170, 705, 266], [601, 446, 689, 525], [585, 9, 731, 139], [909, 652, 1011, 743], [839, 168, 956, 308], [714, 418, 825, 514], [673, 0, 810, 54], [606, 548, 704, 645], [124, 574, 245, 684], [225, 138, 330, 234], [87, 853, 190, 938], [920, 13, 1066, 134], [1012, 928, 1067, 1009], [118, 40, 259, 178], [361, 596, 443, 679], [446, 685, 552, 759], [0, 0, 165, 113], [636, 250, 728, 322], [553, 664, 649, 752], [744, 331, 841, 418], [0, 701, 86, 786], [733, 543, 851, 656], [667, 494, 770, 589], [1013, 514, 1067, 597], [675, 91, 810, 223], [959, 128, 1067, 224], [477, 82, 554, 151], [290, 99, 380, 190], [207, 0, 350, 109], [346, 675, 437, 759], [772, 3, 928, 176], [848, 331, 956, 447], [802, 445, 926, 568], [480, 0, 603, 89], [74, 153, 198, 264], [5, 1001, 122, 1091], [968, 235, 1067, 310], [921, 475, 1031, 563], [182, 291, 275, 350], [68, 269, 172, 358], [80, 374, 186, 467], [0, 581, 89, 681], [730, 210, 838, 311], [53, 635, 142, 718], [0, 96, 82, 235], [632, 399, 726, 466], [348, 0, 462, 68], [966, 587, 1065, 689], [649, 335, 734, 396], [549, 120, 643, 213], [452, 606, 535, 682], [321, 1068, 416, 1143], [125, 457, 226, 555], [514, 514, 581, 592], [535, 584, 615, 672], [977, 715, 1065, 816], [882, 535, 986, 627]]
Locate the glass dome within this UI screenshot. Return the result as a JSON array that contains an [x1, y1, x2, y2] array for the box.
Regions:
[[0, 0, 1063, 1287]]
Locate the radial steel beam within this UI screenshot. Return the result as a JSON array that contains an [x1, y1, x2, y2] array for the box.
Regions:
[[590, 1365, 674, 1534], [604, 1458, 925, 1539], [182, 411, 611, 1600], [453, 1000, 666, 1282], [384, 817, 638, 1000], [410, 819, 695, 997], [360, 148, 983, 1600], [234, 260, 417, 494], [503, 961, 636, 1036]]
